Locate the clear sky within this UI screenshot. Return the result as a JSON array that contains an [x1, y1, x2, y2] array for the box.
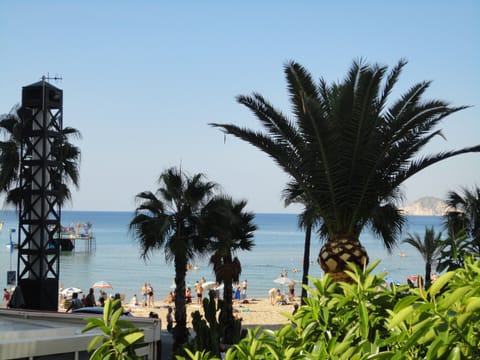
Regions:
[[1, 1, 479, 214]]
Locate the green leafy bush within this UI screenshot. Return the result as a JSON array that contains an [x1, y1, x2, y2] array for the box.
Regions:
[[82, 299, 145, 360], [180, 258, 480, 359]]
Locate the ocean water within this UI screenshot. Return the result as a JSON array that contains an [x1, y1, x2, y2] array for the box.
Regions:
[[0, 211, 443, 302]]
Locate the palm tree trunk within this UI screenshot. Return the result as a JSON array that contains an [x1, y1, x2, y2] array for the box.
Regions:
[[425, 261, 432, 288], [173, 257, 188, 349], [222, 257, 235, 345], [301, 224, 311, 305]]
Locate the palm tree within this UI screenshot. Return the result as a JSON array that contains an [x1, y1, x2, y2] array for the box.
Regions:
[[282, 183, 320, 303], [436, 229, 470, 273], [129, 167, 217, 348], [444, 186, 480, 257], [0, 105, 81, 206], [203, 196, 256, 345], [211, 59, 480, 281], [402, 227, 442, 287]]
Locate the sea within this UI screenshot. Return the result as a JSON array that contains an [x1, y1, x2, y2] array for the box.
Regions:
[[0, 211, 443, 301]]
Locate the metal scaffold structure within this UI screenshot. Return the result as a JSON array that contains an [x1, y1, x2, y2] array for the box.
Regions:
[[17, 79, 63, 311]]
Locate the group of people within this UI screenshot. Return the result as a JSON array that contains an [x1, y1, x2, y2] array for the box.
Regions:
[[63, 288, 99, 312], [140, 283, 155, 307], [63, 288, 122, 312], [135, 277, 249, 309], [233, 279, 248, 302], [268, 285, 295, 305]]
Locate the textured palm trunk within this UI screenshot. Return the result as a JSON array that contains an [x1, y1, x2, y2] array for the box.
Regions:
[[221, 255, 235, 345], [173, 257, 188, 349], [425, 261, 432, 288], [301, 224, 311, 305], [318, 237, 369, 282]]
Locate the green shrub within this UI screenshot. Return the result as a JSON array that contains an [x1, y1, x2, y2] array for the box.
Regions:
[[82, 299, 145, 360], [179, 258, 480, 359]]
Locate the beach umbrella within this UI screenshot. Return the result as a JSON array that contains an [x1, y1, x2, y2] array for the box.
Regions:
[[202, 281, 217, 290], [60, 287, 83, 298], [92, 280, 113, 289], [273, 277, 294, 286]]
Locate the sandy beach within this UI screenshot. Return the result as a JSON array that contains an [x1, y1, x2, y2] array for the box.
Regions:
[[3, 293, 296, 331], [124, 297, 295, 331]]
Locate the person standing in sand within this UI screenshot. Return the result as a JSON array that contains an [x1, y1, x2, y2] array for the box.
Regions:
[[241, 279, 248, 299], [268, 288, 277, 305], [288, 283, 295, 302], [141, 283, 148, 307], [166, 306, 174, 333], [195, 281, 203, 304], [3, 288, 11, 305], [234, 283, 241, 302], [147, 283, 154, 307]]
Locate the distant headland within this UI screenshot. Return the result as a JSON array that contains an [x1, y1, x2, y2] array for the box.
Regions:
[[401, 197, 453, 216]]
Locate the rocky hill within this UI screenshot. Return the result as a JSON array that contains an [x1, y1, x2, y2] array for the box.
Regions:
[[401, 197, 453, 216]]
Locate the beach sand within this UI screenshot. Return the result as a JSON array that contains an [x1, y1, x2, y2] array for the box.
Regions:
[[2, 296, 296, 331], [124, 297, 295, 331]]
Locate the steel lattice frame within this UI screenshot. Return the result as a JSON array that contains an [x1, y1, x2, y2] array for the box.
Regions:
[[17, 81, 62, 310]]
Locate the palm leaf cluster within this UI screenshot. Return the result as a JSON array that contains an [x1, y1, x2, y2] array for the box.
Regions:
[[0, 105, 81, 206], [444, 186, 480, 256], [402, 227, 442, 287], [212, 58, 480, 280]]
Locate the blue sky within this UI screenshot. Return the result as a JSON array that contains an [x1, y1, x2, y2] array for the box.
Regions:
[[1, 1, 479, 213]]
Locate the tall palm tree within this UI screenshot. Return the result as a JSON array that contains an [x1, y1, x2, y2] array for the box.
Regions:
[[0, 105, 81, 206], [203, 196, 256, 345], [282, 182, 320, 303], [211, 59, 480, 281], [129, 167, 217, 348], [402, 227, 442, 287], [444, 186, 480, 257]]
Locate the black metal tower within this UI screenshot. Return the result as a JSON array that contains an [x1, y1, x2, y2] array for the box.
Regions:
[[17, 79, 63, 310]]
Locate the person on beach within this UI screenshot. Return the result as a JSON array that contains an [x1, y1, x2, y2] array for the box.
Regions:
[[241, 279, 248, 299], [268, 288, 277, 305], [149, 311, 159, 318], [130, 294, 139, 306], [163, 291, 175, 304], [85, 288, 96, 307], [141, 283, 148, 306], [234, 283, 241, 302], [275, 289, 287, 305], [166, 306, 174, 333], [3, 288, 10, 305], [147, 284, 154, 307], [288, 283, 295, 302], [98, 291, 107, 306], [113, 293, 122, 311], [195, 281, 203, 304], [185, 287, 192, 304], [66, 292, 83, 312]]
